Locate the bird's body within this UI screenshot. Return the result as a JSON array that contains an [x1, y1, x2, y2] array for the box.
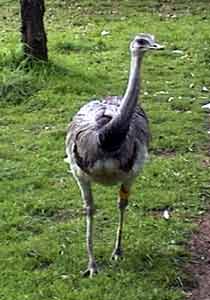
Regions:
[[65, 33, 163, 277], [66, 96, 149, 185]]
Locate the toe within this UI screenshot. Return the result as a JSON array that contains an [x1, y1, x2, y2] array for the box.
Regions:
[[81, 265, 98, 278], [111, 248, 123, 261]]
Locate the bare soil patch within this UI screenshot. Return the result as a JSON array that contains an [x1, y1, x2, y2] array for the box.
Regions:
[[185, 213, 210, 300]]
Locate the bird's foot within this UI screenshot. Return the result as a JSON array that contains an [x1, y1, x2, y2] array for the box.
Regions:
[[81, 262, 98, 278], [111, 248, 123, 261]]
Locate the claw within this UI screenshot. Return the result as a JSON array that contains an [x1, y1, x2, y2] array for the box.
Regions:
[[111, 248, 123, 261], [81, 264, 98, 278]]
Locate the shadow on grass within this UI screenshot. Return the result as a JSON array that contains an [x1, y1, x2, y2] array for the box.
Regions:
[[0, 61, 100, 102], [109, 247, 187, 284], [0, 77, 40, 105], [0, 46, 112, 108], [54, 38, 110, 54]]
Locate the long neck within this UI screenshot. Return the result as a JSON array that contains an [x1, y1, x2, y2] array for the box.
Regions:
[[98, 52, 143, 152], [119, 53, 143, 121]]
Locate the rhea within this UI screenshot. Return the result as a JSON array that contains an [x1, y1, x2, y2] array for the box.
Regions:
[[65, 33, 163, 277]]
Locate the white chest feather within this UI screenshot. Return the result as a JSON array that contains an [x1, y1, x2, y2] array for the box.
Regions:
[[67, 144, 148, 186]]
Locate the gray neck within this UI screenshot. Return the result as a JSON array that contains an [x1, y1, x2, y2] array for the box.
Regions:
[[97, 51, 143, 152], [119, 53, 143, 121]]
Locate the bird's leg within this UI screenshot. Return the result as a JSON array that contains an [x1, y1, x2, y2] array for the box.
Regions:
[[111, 184, 129, 261], [76, 178, 98, 277]]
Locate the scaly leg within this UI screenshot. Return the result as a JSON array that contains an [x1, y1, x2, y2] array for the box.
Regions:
[[76, 178, 98, 277], [111, 183, 130, 260]]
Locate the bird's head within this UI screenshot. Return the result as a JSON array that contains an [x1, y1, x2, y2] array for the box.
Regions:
[[130, 33, 164, 55]]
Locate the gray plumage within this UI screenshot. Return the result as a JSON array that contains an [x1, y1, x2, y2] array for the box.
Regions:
[[65, 33, 163, 277], [66, 97, 149, 179]]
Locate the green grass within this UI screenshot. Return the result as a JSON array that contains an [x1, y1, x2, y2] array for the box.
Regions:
[[1, 1, 210, 299]]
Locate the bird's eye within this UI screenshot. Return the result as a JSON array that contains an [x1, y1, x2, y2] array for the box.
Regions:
[[136, 39, 148, 46]]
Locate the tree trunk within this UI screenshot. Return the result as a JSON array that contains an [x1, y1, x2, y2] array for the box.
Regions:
[[20, 0, 48, 60]]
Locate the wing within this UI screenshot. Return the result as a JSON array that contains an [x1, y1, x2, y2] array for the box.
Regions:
[[65, 99, 117, 171], [66, 98, 150, 173]]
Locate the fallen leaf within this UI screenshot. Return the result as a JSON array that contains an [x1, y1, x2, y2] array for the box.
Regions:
[[202, 86, 209, 92], [168, 97, 174, 102], [202, 103, 210, 109], [101, 30, 110, 36], [163, 209, 170, 220], [172, 50, 184, 55]]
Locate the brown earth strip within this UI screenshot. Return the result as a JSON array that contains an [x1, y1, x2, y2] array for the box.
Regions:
[[185, 214, 210, 300]]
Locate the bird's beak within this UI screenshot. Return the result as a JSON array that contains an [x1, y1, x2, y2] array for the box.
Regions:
[[150, 42, 165, 50]]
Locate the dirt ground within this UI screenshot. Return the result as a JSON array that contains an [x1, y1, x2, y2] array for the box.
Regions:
[[185, 213, 210, 300]]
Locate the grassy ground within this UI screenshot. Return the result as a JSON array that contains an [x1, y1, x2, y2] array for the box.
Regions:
[[1, 1, 210, 299]]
